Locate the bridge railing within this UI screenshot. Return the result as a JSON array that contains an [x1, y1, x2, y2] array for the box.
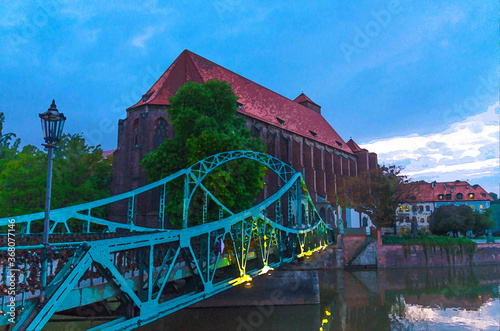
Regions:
[[0, 151, 336, 330], [0, 151, 307, 235]]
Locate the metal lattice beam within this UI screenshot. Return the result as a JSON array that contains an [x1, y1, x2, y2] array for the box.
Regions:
[[1, 151, 335, 331]]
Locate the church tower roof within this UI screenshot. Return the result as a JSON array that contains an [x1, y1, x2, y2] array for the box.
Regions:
[[128, 49, 353, 154]]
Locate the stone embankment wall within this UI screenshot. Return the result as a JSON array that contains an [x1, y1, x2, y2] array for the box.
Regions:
[[350, 241, 377, 266], [291, 232, 500, 269], [376, 237, 500, 268], [342, 234, 368, 263]]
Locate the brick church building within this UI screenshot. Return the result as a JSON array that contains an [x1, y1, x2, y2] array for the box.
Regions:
[[111, 50, 377, 228]]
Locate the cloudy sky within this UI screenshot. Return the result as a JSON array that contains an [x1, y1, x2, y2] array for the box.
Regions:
[[0, 0, 498, 194]]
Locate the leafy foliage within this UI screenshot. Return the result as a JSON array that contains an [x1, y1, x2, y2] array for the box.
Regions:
[[429, 204, 495, 236], [336, 165, 416, 229], [141, 79, 266, 228], [0, 129, 113, 219], [0, 112, 21, 165], [471, 207, 495, 234], [429, 205, 464, 236], [52, 134, 113, 209]]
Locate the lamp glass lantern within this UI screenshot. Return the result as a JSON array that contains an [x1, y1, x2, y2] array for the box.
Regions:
[[39, 99, 66, 145]]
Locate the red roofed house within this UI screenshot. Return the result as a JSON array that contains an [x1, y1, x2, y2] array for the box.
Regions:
[[396, 180, 494, 233], [102, 149, 115, 160], [110, 50, 377, 228]]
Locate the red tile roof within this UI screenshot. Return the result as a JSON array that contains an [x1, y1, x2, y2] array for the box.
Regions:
[[129, 50, 353, 154], [410, 181, 493, 203], [102, 149, 115, 159], [346, 139, 364, 152], [294, 92, 320, 107]]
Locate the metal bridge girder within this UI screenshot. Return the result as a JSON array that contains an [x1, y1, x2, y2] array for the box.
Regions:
[[3, 151, 336, 331]]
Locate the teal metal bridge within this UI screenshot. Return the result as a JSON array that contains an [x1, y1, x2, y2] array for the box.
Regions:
[[0, 151, 335, 330]]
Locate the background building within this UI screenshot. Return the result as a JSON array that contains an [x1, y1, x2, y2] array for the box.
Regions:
[[396, 180, 494, 233], [111, 50, 377, 228], [491, 195, 500, 235]]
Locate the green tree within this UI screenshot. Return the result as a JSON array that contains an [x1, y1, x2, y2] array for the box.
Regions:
[[336, 165, 416, 229], [429, 205, 463, 236], [457, 205, 474, 234], [52, 134, 113, 209], [0, 145, 47, 216], [141, 79, 266, 228], [430, 204, 495, 236], [472, 207, 495, 235], [488, 192, 499, 203], [0, 112, 21, 165], [489, 193, 500, 234], [0, 132, 113, 219]]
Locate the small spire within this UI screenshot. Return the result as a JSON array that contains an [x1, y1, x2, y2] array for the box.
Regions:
[[49, 99, 57, 110]]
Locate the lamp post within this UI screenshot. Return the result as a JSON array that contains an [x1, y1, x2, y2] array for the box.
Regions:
[[39, 100, 66, 288]]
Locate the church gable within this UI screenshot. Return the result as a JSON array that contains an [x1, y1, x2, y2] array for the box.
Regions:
[[127, 49, 353, 155]]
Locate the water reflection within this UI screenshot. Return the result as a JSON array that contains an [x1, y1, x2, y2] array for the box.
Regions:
[[138, 266, 500, 331], [321, 265, 500, 331]]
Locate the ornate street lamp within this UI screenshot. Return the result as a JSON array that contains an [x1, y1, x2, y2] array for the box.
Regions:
[[39, 100, 66, 146], [39, 100, 66, 287]]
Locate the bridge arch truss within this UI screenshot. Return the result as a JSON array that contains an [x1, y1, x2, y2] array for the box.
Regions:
[[1, 151, 335, 331]]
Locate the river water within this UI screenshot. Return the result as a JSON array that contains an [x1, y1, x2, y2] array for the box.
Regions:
[[139, 265, 500, 331]]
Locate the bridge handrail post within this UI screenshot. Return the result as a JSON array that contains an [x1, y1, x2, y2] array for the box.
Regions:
[[296, 181, 302, 228], [183, 174, 189, 228]]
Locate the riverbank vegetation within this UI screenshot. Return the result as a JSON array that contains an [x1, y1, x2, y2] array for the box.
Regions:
[[382, 233, 477, 264]]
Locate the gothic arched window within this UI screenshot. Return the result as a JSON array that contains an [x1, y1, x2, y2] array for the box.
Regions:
[[153, 118, 168, 149]]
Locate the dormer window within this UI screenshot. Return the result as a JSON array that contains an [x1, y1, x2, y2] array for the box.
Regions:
[[309, 130, 318, 138], [336, 141, 343, 147], [142, 91, 154, 102], [237, 103, 243, 110], [276, 117, 285, 126], [438, 194, 444, 200], [468, 193, 475, 200], [445, 194, 452, 200], [456, 193, 463, 199]]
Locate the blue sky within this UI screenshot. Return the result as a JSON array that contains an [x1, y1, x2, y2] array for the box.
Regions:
[[1, 0, 498, 194]]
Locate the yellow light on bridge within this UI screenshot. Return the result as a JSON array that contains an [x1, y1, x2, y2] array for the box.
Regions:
[[260, 265, 274, 276]]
